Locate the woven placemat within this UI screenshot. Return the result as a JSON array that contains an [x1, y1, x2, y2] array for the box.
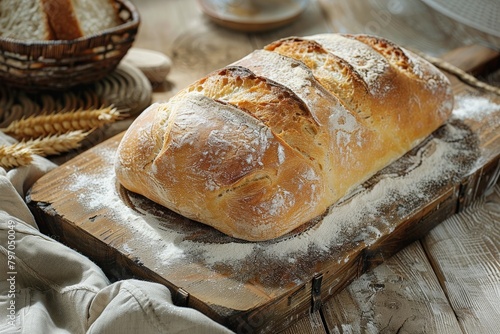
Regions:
[[0, 62, 152, 129], [0, 62, 152, 165]]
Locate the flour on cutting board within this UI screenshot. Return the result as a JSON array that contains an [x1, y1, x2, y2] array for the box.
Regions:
[[67, 94, 492, 281], [68, 156, 188, 264], [452, 93, 500, 121]]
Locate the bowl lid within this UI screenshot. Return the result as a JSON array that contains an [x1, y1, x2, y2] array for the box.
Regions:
[[420, 0, 500, 38]]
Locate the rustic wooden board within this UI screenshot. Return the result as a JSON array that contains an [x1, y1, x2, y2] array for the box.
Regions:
[[27, 48, 500, 333]]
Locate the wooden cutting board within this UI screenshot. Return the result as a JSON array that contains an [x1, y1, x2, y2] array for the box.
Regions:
[[26, 46, 500, 334]]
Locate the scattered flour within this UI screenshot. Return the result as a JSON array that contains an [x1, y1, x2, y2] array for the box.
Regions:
[[67, 116, 479, 284], [452, 94, 500, 122], [68, 146, 188, 265]]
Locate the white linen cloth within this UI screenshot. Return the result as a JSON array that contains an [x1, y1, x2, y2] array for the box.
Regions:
[[0, 132, 233, 334]]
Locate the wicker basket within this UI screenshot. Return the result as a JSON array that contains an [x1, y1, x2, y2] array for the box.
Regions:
[[0, 0, 140, 91]]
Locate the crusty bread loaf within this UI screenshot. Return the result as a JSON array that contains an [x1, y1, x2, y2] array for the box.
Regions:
[[115, 33, 453, 242], [0, 0, 121, 41]]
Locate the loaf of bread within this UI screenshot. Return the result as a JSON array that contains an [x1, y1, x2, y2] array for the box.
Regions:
[[0, 0, 121, 41], [115, 34, 453, 241]]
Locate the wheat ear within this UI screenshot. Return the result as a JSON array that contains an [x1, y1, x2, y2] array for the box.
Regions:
[[0, 144, 35, 169], [24, 130, 90, 156], [0, 130, 91, 169], [1, 106, 122, 139]]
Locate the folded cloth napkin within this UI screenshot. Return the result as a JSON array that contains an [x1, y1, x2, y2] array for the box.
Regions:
[[0, 132, 233, 334]]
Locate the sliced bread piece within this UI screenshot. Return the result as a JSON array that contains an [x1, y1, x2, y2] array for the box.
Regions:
[[71, 0, 122, 37], [0, 0, 54, 40], [0, 0, 122, 41]]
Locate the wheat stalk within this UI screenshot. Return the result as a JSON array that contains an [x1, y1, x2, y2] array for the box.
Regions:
[[0, 130, 91, 169], [1, 106, 122, 139], [410, 49, 500, 96], [25, 130, 90, 156], [0, 143, 36, 169]]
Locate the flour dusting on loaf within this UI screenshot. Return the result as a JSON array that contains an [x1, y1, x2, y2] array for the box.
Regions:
[[115, 33, 453, 241]]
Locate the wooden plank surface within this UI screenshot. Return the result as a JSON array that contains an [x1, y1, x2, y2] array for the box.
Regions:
[[321, 241, 464, 333], [280, 310, 326, 334], [422, 186, 500, 334]]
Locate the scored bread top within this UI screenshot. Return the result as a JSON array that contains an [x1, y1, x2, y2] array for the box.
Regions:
[[115, 33, 453, 241]]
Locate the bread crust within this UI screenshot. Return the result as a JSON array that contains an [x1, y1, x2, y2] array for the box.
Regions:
[[115, 34, 453, 241], [42, 0, 83, 40]]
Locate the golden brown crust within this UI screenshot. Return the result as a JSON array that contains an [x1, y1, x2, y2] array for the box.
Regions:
[[116, 94, 325, 241], [184, 66, 322, 166], [115, 33, 453, 241], [265, 37, 372, 122], [345, 34, 414, 72]]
